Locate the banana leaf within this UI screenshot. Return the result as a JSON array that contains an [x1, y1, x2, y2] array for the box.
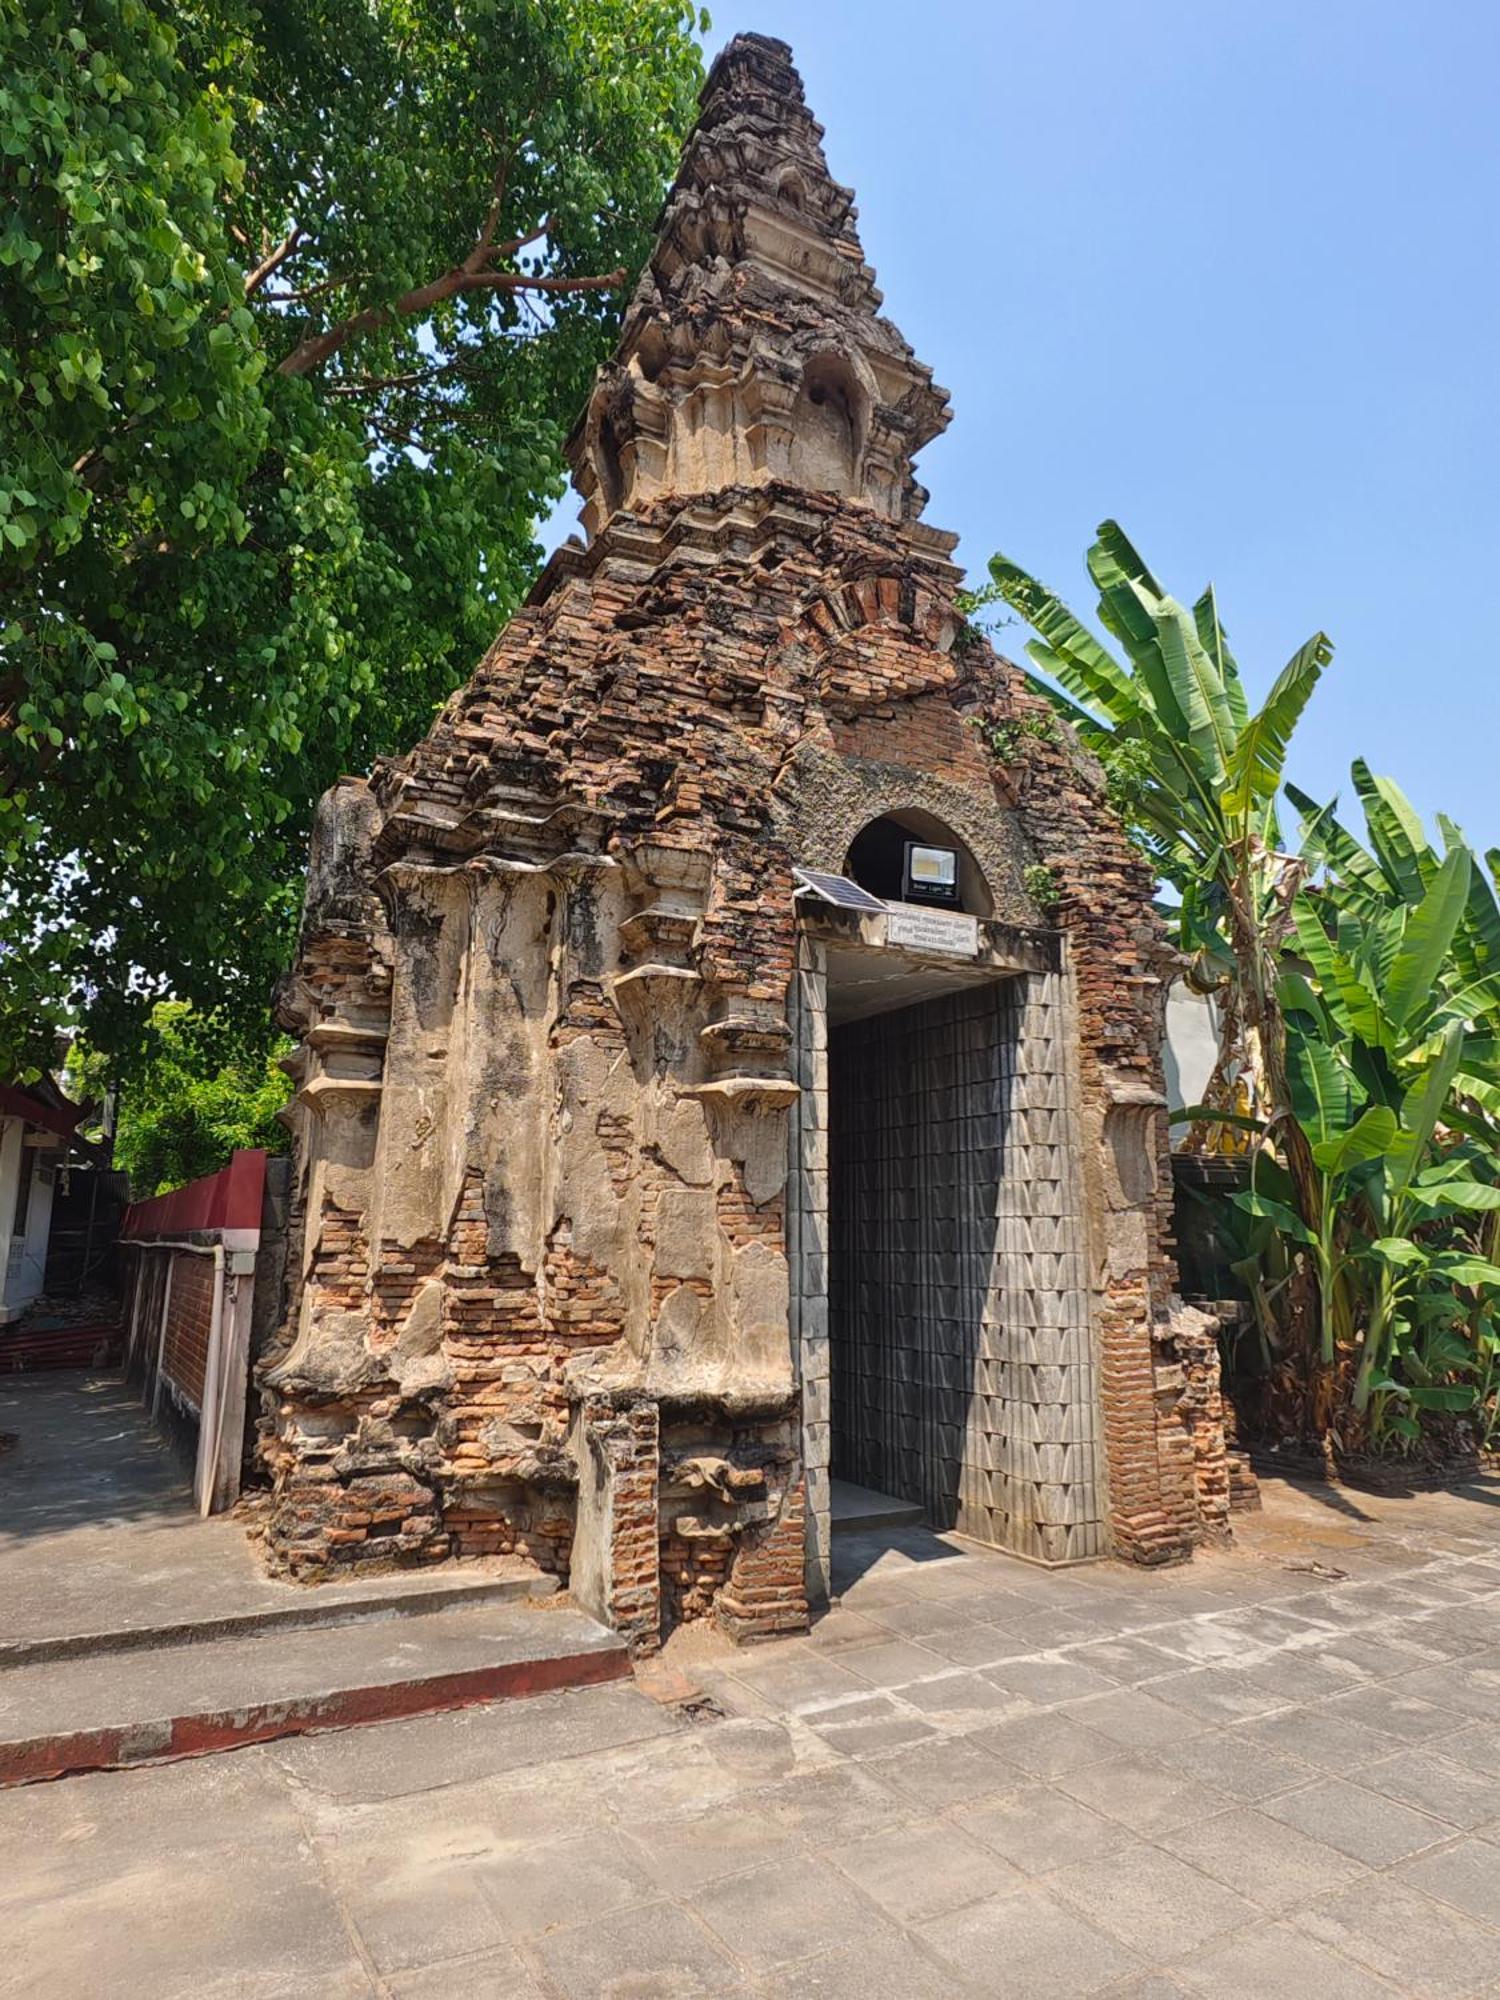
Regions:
[[1153, 596, 1236, 789], [1220, 632, 1333, 822], [1192, 584, 1249, 728], [1311, 1104, 1399, 1176], [1383, 844, 1472, 1036], [1353, 760, 1434, 902]]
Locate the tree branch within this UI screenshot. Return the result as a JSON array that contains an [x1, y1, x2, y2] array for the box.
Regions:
[[244, 226, 303, 298], [275, 265, 625, 378]]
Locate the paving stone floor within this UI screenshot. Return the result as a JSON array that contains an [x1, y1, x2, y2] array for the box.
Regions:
[[5, 1471, 1500, 1996]]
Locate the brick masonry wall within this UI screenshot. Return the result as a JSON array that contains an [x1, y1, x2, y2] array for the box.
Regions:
[[160, 1251, 215, 1409]]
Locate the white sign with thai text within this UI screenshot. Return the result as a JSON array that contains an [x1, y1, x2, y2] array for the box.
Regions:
[[884, 907, 980, 958]]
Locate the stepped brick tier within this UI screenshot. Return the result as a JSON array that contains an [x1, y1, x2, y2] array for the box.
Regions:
[[260, 33, 1231, 1652]]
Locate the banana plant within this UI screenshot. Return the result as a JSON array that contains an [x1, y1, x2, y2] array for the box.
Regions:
[[988, 526, 1330, 1137], [988, 524, 1333, 1408], [1275, 788, 1500, 1437]]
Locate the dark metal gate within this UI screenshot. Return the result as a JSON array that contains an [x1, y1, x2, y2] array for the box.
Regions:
[[828, 982, 1017, 1530]]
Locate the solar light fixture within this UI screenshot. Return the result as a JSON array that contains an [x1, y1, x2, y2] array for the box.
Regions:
[[902, 841, 960, 908]]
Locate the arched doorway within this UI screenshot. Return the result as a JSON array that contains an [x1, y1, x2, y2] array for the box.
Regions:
[[790, 811, 1106, 1598]]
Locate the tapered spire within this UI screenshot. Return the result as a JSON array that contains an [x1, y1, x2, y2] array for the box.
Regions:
[[567, 34, 951, 536]]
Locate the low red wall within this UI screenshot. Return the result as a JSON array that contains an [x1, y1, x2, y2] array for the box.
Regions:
[[122, 1150, 266, 1240]]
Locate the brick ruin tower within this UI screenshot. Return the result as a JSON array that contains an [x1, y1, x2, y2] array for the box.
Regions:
[[260, 34, 1233, 1650]]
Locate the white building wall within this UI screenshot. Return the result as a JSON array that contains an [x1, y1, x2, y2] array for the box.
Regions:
[[1163, 980, 1222, 1130], [0, 1117, 54, 1318]]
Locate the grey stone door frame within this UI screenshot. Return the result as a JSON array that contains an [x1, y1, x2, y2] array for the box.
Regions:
[[789, 910, 1109, 1607]]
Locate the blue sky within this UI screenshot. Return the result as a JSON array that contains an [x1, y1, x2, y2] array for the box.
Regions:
[[548, 1, 1500, 852]]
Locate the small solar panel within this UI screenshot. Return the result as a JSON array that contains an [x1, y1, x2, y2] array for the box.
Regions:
[[792, 867, 888, 913]]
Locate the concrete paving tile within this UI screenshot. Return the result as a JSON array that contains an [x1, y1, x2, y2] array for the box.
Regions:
[[804, 1608, 891, 1653], [835, 1636, 954, 1689], [269, 1681, 678, 1804], [769, 1934, 976, 1998], [331, 1827, 649, 1967], [722, 1650, 874, 1713], [1047, 1841, 1259, 1960], [1174, 1918, 1401, 1998], [1392, 1652, 1500, 1719], [1323, 1627, 1454, 1673], [968, 1709, 1118, 1777], [1435, 1720, 1500, 1778], [1, 1841, 370, 2000], [1337, 1581, 1446, 1622], [479, 1831, 655, 1944], [916, 1883, 1146, 1996], [871, 1730, 1025, 1809], [1102, 1978, 1195, 2000], [755, 1760, 905, 1842], [1385, 1569, 1489, 1608], [983, 1654, 1122, 1704], [1376, 1619, 1491, 1664], [1278, 1588, 1390, 1630], [899, 1669, 1039, 1720], [688, 1854, 895, 1973], [1000, 1608, 1110, 1650], [828, 1814, 1024, 1921], [1259, 1775, 1452, 1866], [1151, 1725, 1316, 1802], [1357, 1747, 1500, 1831], [1234, 1645, 1361, 1704], [698, 1717, 803, 1783], [1063, 1635, 1186, 1684], [916, 1619, 1032, 1668], [619, 1799, 798, 1892], [1143, 1668, 1287, 1724], [1213, 1604, 1341, 1649], [1321, 1681, 1470, 1741], [1063, 1687, 1205, 1753], [1057, 1752, 1231, 1836], [958, 1585, 1061, 1624], [1396, 1832, 1500, 1924], [802, 1693, 939, 1758], [1294, 1876, 1500, 1999], [861, 1595, 989, 1642], [1410, 1601, 1500, 1647], [955, 1781, 1133, 1874], [387, 1947, 544, 1998], [588, 1738, 757, 1822], [1240, 1703, 1402, 1773], [1158, 1805, 1367, 1911], [533, 1898, 738, 1999], [1141, 1618, 1263, 1665]]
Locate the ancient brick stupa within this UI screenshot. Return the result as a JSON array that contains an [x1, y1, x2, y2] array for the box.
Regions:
[[261, 33, 1231, 1650]]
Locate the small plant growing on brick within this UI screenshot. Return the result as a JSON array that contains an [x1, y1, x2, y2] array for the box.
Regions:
[[1024, 862, 1062, 914], [976, 709, 1057, 764]]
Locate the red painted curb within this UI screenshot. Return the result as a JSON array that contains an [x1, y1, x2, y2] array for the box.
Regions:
[[0, 1643, 631, 1787]]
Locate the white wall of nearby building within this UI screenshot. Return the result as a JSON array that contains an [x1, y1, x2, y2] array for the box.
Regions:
[[1163, 980, 1222, 1130], [0, 1116, 55, 1320]]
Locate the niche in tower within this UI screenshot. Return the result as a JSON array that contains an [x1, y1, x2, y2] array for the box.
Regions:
[[790, 351, 864, 496]]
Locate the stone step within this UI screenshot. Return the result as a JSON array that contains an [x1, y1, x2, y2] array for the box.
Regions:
[[0, 1599, 630, 1787], [830, 1478, 926, 1535], [0, 1557, 560, 1669]]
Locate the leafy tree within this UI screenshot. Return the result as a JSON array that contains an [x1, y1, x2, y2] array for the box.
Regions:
[[71, 1001, 292, 1194], [1, 0, 705, 1077]]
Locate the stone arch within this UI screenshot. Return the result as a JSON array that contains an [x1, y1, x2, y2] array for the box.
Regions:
[[845, 807, 995, 918], [772, 740, 1043, 927]]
